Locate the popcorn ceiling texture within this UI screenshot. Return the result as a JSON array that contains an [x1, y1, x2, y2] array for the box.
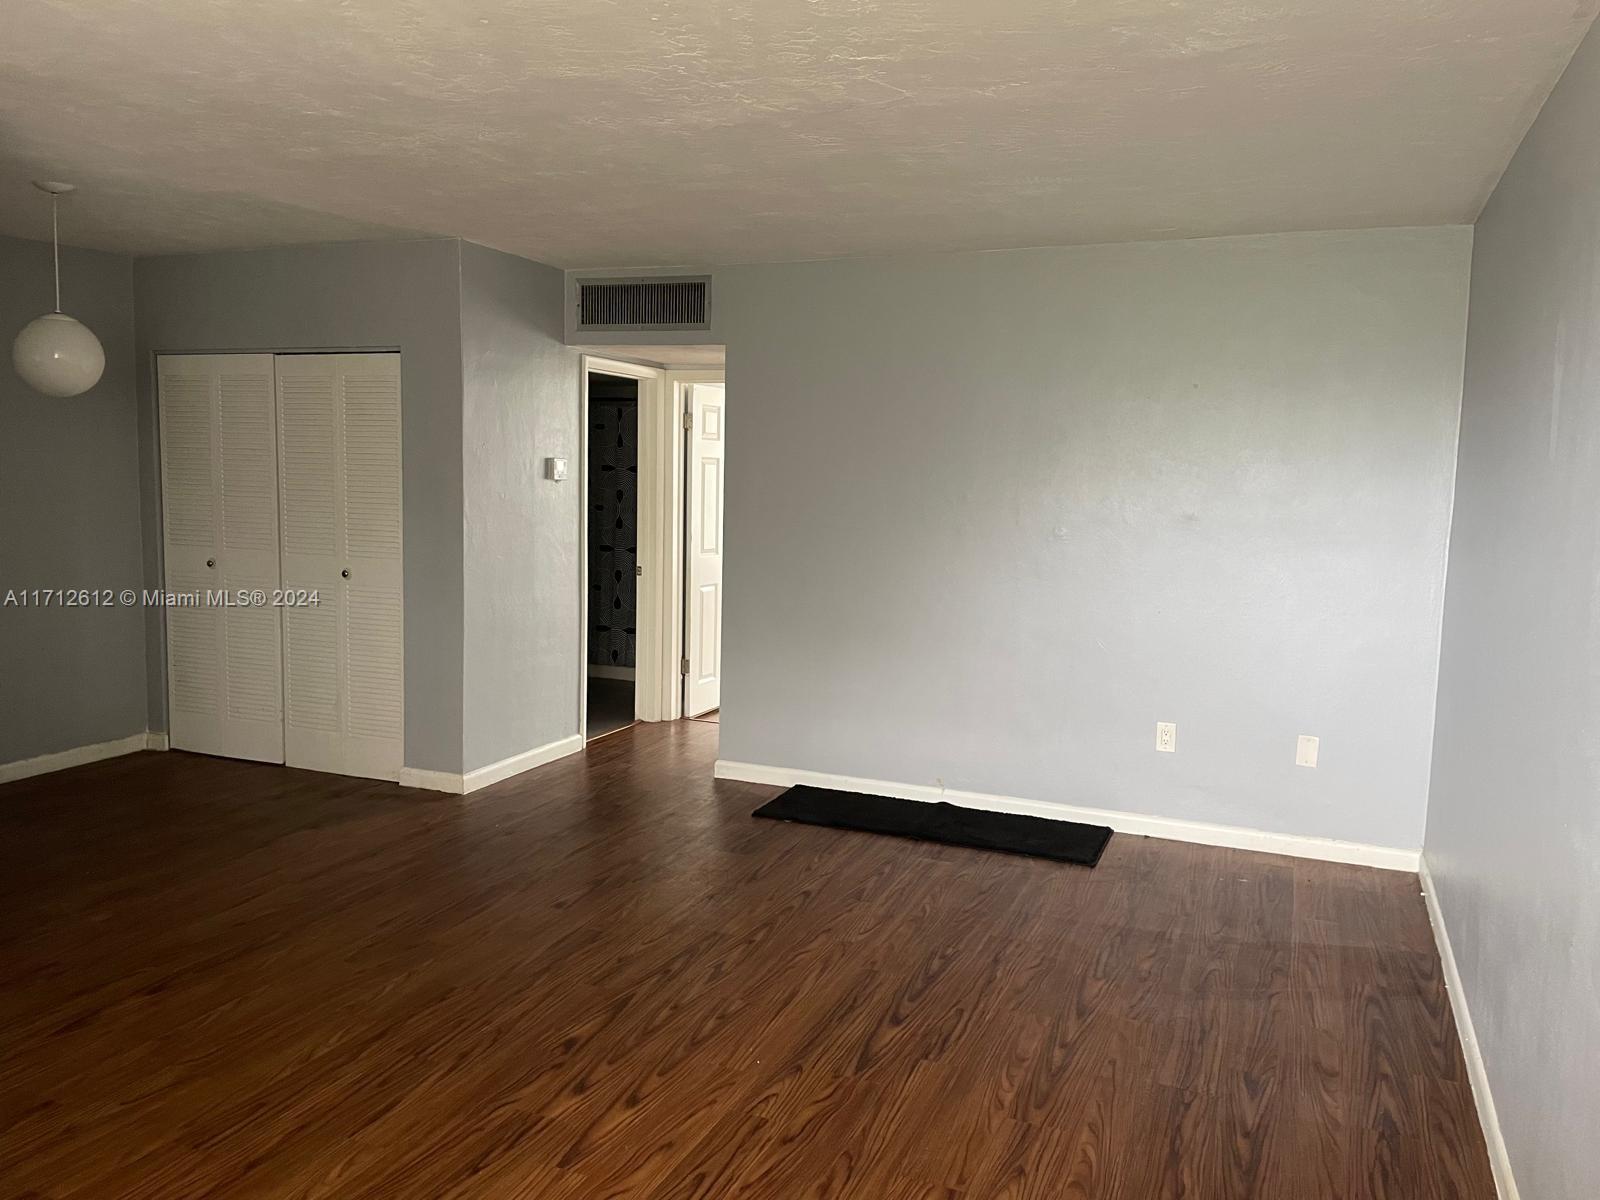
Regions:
[[0, 0, 1596, 265]]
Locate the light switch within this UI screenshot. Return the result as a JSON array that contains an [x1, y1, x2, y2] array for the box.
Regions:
[[1296, 735, 1319, 768], [545, 457, 568, 481]]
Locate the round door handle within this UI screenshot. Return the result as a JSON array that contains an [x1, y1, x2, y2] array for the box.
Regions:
[[206, 558, 215, 569], [341, 568, 351, 579]]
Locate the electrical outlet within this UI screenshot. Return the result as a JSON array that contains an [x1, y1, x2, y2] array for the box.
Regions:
[[1155, 722, 1177, 753], [1296, 734, 1319, 768]]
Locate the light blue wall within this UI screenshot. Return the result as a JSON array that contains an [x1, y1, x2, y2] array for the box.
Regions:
[[460, 241, 583, 772], [0, 234, 147, 764], [714, 228, 1472, 850], [1424, 19, 1600, 1199]]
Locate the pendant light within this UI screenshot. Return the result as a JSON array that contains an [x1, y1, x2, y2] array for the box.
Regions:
[[11, 181, 105, 398]]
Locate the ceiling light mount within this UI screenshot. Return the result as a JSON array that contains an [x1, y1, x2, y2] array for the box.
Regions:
[[11, 179, 105, 398]]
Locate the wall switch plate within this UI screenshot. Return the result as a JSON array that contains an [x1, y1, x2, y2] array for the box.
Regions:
[[545, 456, 568, 481], [1155, 722, 1177, 753], [1296, 734, 1319, 768]]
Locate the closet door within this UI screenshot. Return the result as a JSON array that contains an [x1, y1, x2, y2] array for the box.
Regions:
[[277, 353, 404, 780], [157, 354, 285, 762]]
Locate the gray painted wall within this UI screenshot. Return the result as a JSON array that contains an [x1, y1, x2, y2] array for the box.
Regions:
[[460, 241, 582, 772], [1424, 20, 1600, 1200], [0, 234, 147, 763], [716, 228, 1471, 849], [133, 239, 466, 773]]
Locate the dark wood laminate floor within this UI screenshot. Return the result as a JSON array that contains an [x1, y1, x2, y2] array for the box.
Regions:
[[0, 722, 1493, 1199]]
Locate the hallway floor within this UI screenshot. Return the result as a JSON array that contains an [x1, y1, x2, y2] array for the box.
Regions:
[[585, 674, 635, 740]]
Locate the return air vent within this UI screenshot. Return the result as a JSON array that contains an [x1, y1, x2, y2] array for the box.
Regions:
[[577, 276, 710, 331]]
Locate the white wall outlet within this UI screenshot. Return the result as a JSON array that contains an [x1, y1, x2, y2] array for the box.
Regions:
[[544, 456, 568, 481], [1296, 734, 1319, 768], [1155, 722, 1177, 753]]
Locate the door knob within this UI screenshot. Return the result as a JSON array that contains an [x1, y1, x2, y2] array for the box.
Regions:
[[341, 568, 350, 579], [206, 558, 215, 568]]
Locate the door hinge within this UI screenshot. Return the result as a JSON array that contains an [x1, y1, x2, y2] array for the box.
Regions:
[[682, 409, 693, 431], [635, 564, 643, 576], [680, 658, 690, 676]]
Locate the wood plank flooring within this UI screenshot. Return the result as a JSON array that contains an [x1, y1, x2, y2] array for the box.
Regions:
[[0, 721, 1494, 1198]]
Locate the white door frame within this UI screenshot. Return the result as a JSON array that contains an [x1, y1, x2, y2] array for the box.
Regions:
[[579, 356, 666, 737], [577, 359, 726, 734]]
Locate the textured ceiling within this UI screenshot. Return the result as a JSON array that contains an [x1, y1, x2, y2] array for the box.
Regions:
[[1, 0, 1596, 267]]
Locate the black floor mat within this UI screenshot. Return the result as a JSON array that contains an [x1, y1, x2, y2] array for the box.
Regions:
[[753, 785, 1111, 866]]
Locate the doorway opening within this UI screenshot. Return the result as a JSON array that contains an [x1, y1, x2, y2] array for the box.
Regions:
[[577, 353, 725, 740], [585, 372, 639, 740]]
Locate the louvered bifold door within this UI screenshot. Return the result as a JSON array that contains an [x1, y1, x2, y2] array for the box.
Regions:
[[276, 353, 404, 781], [157, 354, 285, 762]]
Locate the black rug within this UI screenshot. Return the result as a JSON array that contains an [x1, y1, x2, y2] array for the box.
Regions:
[[753, 785, 1111, 866]]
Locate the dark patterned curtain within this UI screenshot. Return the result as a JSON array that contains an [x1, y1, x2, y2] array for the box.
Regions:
[[589, 399, 638, 667]]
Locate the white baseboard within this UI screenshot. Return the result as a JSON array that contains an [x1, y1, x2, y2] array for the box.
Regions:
[[1420, 858, 1518, 1200], [145, 731, 170, 751], [713, 759, 1421, 872], [588, 665, 637, 682], [396, 766, 464, 793], [0, 732, 161, 785], [465, 735, 584, 791], [400, 734, 585, 795]]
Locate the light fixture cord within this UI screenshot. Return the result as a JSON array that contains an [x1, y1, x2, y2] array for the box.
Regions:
[[52, 192, 61, 313]]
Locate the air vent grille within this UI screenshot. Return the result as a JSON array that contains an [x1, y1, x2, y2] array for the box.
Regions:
[[578, 276, 710, 331]]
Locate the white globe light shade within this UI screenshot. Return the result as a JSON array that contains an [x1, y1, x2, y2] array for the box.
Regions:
[[13, 312, 106, 398]]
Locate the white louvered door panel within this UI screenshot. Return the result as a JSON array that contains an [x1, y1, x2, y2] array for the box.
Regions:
[[276, 353, 403, 781], [277, 355, 343, 775], [336, 355, 404, 778], [216, 360, 286, 760], [158, 354, 284, 763], [159, 363, 221, 755]]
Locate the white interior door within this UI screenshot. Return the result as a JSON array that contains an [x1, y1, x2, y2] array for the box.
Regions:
[[684, 382, 725, 717], [157, 354, 284, 762], [276, 353, 404, 780]]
